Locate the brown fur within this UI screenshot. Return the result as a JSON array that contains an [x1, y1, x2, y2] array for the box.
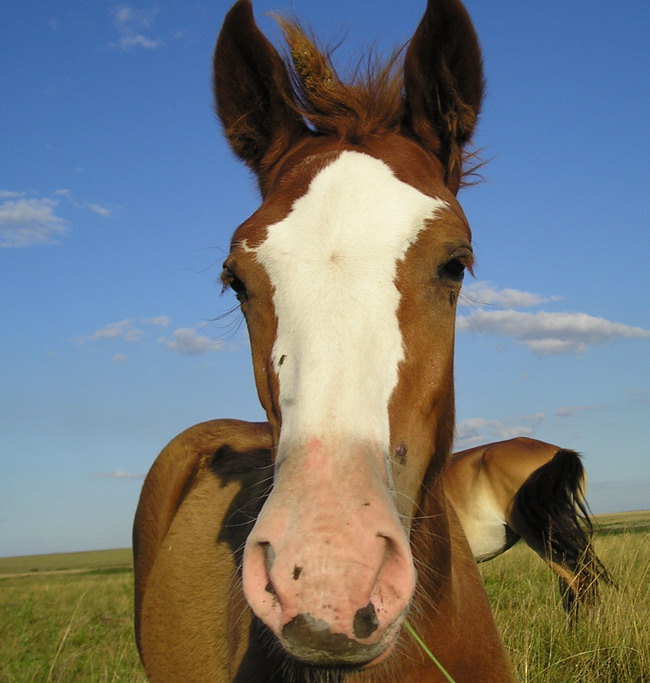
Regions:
[[278, 18, 405, 143], [135, 431, 612, 680], [446, 438, 614, 625], [135, 420, 514, 681], [213, 0, 482, 195], [136, 1, 514, 680]]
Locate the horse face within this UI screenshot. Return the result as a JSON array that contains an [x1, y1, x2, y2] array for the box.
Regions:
[[221, 140, 471, 665], [215, 0, 481, 668]]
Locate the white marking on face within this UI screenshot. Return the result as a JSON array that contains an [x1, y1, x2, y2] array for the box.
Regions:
[[254, 151, 447, 450]]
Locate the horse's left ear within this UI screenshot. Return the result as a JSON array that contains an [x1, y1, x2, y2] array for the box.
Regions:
[[402, 0, 484, 194], [213, 0, 307, 180]]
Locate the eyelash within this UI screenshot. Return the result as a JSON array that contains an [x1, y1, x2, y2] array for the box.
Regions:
[[221, 268, 247, 302]]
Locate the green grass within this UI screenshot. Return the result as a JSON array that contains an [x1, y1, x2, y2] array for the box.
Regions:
[[1, 513, 648, 681], [0, 549, 132, 577], [480, 510, 650, 682], [0, 554, 143, 682]]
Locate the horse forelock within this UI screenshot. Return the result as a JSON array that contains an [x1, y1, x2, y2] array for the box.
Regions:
[[277, 18, 404, 141], [273, 18, 483, 188]]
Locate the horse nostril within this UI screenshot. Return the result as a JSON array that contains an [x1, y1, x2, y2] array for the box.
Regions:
[[353, 601, 379, 639]]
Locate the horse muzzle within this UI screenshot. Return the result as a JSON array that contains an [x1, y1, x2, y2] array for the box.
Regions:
[[241, 439, 416, 666]]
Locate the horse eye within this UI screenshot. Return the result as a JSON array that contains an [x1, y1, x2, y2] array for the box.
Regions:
[[221, 268, 247, 302], [440, 258, 466, 281]]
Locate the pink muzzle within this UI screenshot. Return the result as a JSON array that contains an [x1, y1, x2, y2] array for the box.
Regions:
[[242, 439, 416, 666]]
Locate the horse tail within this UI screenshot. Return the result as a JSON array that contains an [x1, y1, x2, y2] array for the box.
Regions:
[[509, 449, 614, 618]]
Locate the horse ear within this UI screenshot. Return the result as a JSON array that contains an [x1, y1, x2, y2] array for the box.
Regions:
[[402, 0, 484, 193], [213, 0, 307, 175]]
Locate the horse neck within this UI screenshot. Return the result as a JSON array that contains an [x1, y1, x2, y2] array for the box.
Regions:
[[405, 480, 513, 679], [411, 480, 453, 603]]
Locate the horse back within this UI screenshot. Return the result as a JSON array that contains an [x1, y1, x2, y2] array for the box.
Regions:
[[133, 419, 272, 681], [479, 437, 561, 512], [444, 438, 560, 561]]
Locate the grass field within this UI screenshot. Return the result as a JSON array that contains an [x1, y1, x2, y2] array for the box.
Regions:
[[1, 511, 648, 681], [480, 510, 650, 682], [0, 549, 143, 683]]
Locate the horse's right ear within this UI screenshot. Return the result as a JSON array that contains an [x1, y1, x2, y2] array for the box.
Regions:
[[402, 0, 484, 194], [213, 0, 306, 175]]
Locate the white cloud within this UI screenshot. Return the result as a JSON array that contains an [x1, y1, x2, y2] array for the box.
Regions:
[[85, 203, 111, 217], [54, 189, 111, 217], [143, 315, 170, 327], [454, 414, 547, 451], [462, 281, 561, 309], [0, 197, 70, 248], [95, 469, 143, 479], [119, 33, 161, 49], [159, 328, 223, 355], [78, 318, 223, 356], [76, 318, 144, 344], [554, 405, 597, 418], [112, 6, 162, 51], [75, 316, 169, 345], [1, 190, 110, 248], [521, 412, 547, 426], [457, 309, 650, 355]]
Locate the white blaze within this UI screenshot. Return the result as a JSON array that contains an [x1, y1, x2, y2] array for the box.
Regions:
[[254, 151, 447, 448]]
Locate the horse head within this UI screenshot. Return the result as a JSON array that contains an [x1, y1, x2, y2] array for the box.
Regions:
[[214, 0, 482, 667]]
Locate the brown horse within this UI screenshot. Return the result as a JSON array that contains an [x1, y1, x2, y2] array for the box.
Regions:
[[444, 437, 612, 624], [134, 0, 515, 680]]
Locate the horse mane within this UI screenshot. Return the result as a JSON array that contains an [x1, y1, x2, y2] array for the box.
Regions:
[[276, 18, 483, 186], [277, 18, 404, 139]]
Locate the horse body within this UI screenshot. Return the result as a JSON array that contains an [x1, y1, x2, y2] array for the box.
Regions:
[[135, 0, 514, 679], [134, 420, 509, 681], [445, 437, 612, 621], [444, 437, 561, 562], [133, 421, 272, 681], [135, 425, 609, 679]]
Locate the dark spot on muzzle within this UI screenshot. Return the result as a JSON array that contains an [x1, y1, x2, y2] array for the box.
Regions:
[[353, 602, 379, 639], [282, 612, 386, 667]]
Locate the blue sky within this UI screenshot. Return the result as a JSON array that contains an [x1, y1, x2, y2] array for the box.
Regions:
[[1, 1, 648, 557]]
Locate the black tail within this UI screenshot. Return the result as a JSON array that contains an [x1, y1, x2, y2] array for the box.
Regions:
[[509, 449, 613, 621]]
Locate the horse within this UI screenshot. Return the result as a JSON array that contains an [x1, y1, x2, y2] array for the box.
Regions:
[[444, 437, 613, 625], [133, 0, 515, 680]]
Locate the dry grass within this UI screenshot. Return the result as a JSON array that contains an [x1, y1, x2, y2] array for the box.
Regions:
[[480, 510, 650, 682]]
